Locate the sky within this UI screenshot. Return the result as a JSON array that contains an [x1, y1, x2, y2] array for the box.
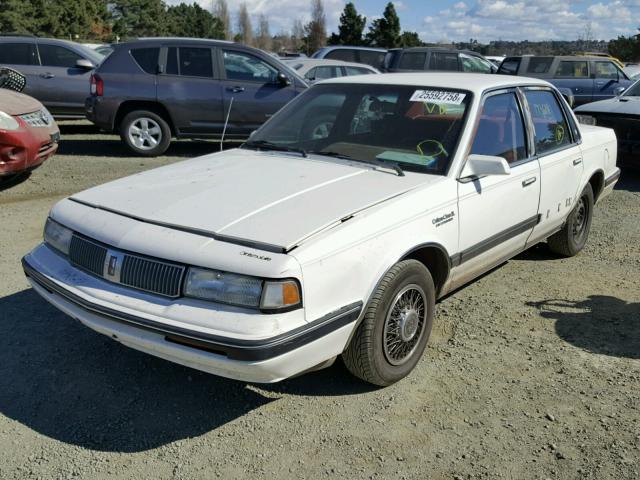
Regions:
[[174, 0, 640, 43]]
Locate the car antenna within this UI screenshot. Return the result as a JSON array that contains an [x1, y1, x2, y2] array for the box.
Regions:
[[220, 97, 234, 152]]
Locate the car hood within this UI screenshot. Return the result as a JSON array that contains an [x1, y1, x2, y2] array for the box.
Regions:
[[575, 96, 640, 115], [0, 89, 42, 115], [70, 149, 435, 252]]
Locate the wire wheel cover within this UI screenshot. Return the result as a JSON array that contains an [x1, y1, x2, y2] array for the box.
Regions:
[[383, 284, 427, 366]]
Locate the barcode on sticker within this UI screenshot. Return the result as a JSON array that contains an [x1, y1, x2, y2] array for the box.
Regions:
[[410, 90, 466, 105]]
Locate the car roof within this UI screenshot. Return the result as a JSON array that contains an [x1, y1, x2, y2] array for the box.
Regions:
[[506, 55, 613, 61], [321, 72, 551, 92], [294, 59, 376, 69], [316, 46, 386, 52]]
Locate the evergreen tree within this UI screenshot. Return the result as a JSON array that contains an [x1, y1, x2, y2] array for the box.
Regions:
[[110, 0, 168, 39], [399, 31, 423, 48], [0, 0, 38, 34], [366, 2, 400, 48], [328, 2, 365, 46], [166, 3, 224, 39]]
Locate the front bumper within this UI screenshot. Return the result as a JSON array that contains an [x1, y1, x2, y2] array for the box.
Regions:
[[22, 246, 361, 383], [0, 123, 58, 177]]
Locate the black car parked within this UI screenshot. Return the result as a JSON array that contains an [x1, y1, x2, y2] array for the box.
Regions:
[[86, 38, 307, 156], [383, 47, 496, 74], [0, 35, 103, 118]]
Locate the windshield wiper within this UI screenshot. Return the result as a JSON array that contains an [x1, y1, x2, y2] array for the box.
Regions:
[[308, 150, 405, 177], [242, 140, 307, 157]]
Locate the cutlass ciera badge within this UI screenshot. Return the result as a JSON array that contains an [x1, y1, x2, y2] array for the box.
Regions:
[[432, 211, 455, 227]]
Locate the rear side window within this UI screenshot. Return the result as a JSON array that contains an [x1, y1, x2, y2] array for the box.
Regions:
[[165, 47, 213, 78], [325, 49, 356, 62], [306, 66, 339, 80], [38, 44, 82, 68], [429, 52, 459, 71], [130, 48, 159, 74], [345, 66, 373, 75], [398, 52, 426, 70], [471, 93, 527, 164], [0, 43, 37, 65], [524, 90, 571, 155], [498, 57, 521, 75], [359, 50, 385, 69], [555, 61, 588, 78], [526, 57, 554, 74]]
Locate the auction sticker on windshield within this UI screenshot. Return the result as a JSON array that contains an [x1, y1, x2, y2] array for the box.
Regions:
[[410, 90, 466, 104]]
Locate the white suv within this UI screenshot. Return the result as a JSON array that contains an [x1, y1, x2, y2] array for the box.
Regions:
[[23, 73, 620, 386]]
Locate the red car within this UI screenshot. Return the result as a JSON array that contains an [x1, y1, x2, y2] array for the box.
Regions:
[[0, 89, 59, 179]]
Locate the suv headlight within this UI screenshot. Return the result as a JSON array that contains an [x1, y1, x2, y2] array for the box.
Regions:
[[44, 218, 73, 255], [0, 111, 19, 131], [184, 267, 301, 311], [576, 114, 597, 126]]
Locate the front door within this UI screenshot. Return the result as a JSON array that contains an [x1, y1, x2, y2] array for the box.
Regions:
[[592, 60, 629, 102], [220, 49, 298, 138], [553, 59, 593, 106], [454, 90, 541, 285]]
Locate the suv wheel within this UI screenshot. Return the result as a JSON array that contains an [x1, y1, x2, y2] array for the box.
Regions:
[[120, 110, 171, 156]]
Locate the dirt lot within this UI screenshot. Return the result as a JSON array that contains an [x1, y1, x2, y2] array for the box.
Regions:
[[0, 122, 638, 480]]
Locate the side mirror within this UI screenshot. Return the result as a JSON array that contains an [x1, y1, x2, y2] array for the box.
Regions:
[[460, 154, 511, 179], [75, 58, 95, 70], [614, 86, 626, 96], [276, 72, 291, 87]]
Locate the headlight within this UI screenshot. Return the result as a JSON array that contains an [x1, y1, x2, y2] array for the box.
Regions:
[[184, 267, 302, 310], [44, 218, 73, 255], [41, 107, 54, 125], [0, 111, 19, 131], [576, 114, 597, 126]]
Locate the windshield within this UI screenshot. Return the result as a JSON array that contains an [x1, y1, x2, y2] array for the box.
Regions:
[[623, 79, 640, 97], [248, 83, 471, 175]]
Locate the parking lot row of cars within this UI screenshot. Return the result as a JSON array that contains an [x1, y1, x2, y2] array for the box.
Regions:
[[1, 35, 639, 175]]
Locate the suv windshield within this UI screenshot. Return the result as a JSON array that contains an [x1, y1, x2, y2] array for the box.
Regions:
[[247, 84, 471, 175]]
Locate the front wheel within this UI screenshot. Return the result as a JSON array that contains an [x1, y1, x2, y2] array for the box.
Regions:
[[547, 183, 594, 257], [342, 260, 435, 386], [120, 110, 171, 157]]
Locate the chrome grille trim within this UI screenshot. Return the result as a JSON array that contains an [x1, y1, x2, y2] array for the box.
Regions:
[[68, 234, 185, 298]]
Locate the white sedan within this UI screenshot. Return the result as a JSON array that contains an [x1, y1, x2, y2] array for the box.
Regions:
[[283, 58, 379, 83], [23, 73, 620, 386]]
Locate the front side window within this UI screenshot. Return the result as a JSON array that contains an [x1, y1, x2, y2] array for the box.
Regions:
[[0, 43, 37, 65], [498, 57, 520, 75], [524, 90, 571, 155], [223, 51, 278, 83], [471, 93, 527, 164], [399, 52, 426, 70], [38, 44, 82, 68], [594, 61, 619, 80], [460, 53, 493, 73], [555, 61, 588, 78], [429, 53, 459, 71], [247, 84, 472, 175]]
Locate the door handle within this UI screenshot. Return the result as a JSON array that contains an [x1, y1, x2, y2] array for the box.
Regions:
[[522, 177, 537, 187], [227, 86, 245, 93], [40, 73, 55, 79], [572, 158, 582, 166]]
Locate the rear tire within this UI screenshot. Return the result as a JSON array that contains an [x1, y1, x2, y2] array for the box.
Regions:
[[120, 110, 171, 157], [342, 260, 435, 386], [548, 183, 594, 257]]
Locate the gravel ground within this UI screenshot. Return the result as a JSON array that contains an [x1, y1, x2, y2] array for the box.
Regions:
[[0, 122, 638, 480]]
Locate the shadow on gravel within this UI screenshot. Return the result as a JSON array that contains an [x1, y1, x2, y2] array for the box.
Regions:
[[528, 296, 640, 359], [58, 123, 102, 136], [615, 170, 640, 193], [0, 171, 31, 192], [513, 243, 560, 262], [0, 288, 371, 452]]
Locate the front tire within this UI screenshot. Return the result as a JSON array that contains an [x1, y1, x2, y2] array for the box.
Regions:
[[342, 260, 435, 386], [120, 110, 171, 157], [547, 183, 594, 256]]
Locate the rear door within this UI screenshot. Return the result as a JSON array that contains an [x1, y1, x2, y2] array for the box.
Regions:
[[0, 41, 42, 101], [522, 87, 583, 242], [553, 59, 592, 105], [35, 42, 93, 116], [219, 49, 298, 137], [157, 45, 224, 135]]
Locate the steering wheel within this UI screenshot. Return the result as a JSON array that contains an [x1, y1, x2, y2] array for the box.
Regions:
[[417, 139, 448, 158]]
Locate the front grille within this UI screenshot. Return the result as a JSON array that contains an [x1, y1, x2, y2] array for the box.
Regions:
[[68, 234, 185, 298], [38, 142, 54, 154], [19, 109, 54, 127], [69, 235, 107, 276], [120, 255, 184, 297]]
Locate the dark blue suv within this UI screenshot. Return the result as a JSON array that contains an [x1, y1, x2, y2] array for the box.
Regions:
[[86, 38, 307, 156], [498, 55, 633, 107]]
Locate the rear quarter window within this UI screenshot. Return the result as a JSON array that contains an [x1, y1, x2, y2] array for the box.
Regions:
[[498, 58, 521, 75], [130, 48, 159, 74], [0, 43, 38, 65]]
